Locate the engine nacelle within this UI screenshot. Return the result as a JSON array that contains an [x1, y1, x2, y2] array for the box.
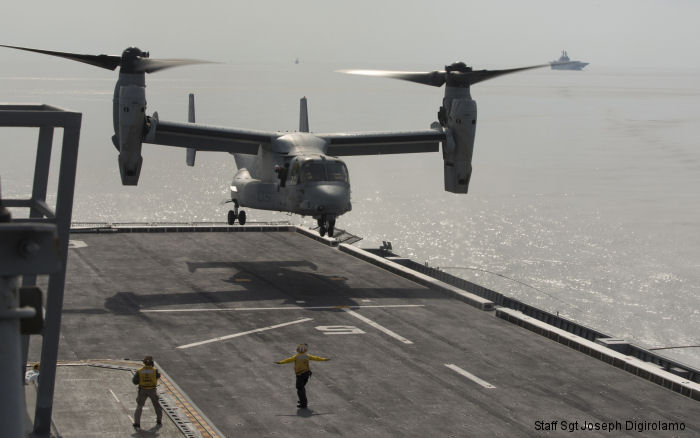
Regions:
[[442, 97, 476, 193], [117, 85, 147, 185]]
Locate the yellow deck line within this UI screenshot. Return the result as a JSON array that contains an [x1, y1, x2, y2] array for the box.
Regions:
[[159, 374, 219, 438]]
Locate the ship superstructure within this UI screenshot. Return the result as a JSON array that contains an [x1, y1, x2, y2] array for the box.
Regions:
[[551, 50, 589, 70]]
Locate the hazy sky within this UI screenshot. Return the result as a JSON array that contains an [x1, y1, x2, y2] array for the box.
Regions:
[[2, 0, 700, 70]]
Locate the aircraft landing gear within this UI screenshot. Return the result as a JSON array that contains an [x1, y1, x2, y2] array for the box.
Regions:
[[227, 200, 246, 225], [328, 218, 335, 237], [317, 215, 336, 238]]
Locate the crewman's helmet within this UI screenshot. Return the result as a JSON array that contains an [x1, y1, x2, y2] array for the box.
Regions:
[[143, 355, 154, 366], [296, 344, 308, 354]]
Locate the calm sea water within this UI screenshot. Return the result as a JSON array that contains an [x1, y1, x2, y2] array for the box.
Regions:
[[1, 62, 698, 368]]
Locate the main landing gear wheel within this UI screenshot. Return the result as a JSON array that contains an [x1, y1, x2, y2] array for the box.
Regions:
[[227, 209, 247, 225], [328, 219, 335, 238], [317, 217, 326, 237], [317, 216, 336, 238], [227, 200, 246, 225]]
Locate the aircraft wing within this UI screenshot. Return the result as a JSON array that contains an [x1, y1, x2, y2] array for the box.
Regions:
[[145, 117, 277, 154], [321, 130, 445, 156]]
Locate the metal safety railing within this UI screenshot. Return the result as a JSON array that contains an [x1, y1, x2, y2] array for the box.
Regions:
[[0, 104, 81, 438], [380, 253, 700, 385]]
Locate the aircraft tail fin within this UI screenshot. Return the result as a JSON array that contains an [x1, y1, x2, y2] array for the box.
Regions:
[[299, 97, 309, 132], [186, 93, 196, 166]]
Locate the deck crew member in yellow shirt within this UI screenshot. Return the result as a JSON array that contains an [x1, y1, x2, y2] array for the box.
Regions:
[[275, 344, 330, 408], [132, 355, 163, 429]]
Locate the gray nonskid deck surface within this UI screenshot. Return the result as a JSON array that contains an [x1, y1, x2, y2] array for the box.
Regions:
[[32, 231, 698, 437], [24, 362, 187, 438]]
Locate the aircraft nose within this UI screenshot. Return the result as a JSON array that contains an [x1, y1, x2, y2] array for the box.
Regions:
[[309, 184, 351, 213]]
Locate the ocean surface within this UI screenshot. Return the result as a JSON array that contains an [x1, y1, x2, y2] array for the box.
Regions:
[[1, 61, 698, 369]]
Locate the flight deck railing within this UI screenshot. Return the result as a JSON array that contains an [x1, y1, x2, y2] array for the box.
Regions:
[[377, 252, 699, 385], [0, 104, 81, 438]]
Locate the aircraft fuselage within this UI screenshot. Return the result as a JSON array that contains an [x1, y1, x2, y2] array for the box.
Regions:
[[230, 132, 352, 221]]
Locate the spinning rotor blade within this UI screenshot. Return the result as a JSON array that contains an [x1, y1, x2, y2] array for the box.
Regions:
[[463, 63, 550, 85], [340, 63, 550, 87], [339, 69, 446, 87], [0, 44, 121, 70], [133, 58, 212, 73], [0, 44, 212, 73]]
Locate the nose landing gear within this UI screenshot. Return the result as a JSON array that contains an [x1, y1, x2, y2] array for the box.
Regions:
[[227, 200, 246, 225], [317, 215, 336, 238]]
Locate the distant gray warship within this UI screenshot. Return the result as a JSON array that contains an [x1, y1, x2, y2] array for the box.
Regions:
[[551, 50, 588, 70]]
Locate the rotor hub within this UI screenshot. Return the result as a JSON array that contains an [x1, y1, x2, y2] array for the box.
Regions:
[[445, 62, 472, 73], [120, 47, 149, 73], [121, 47, 149, 58]]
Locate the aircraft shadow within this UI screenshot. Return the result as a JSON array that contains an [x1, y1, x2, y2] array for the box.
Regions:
[[102, 259, 451, 314]]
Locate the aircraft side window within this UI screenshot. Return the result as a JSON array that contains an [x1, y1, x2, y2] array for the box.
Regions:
[[290, 161, 300, 184], [301, 163, 311, 182]]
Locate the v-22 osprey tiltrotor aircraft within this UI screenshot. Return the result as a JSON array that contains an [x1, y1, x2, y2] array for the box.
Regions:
[[1, 44, 551, 237]]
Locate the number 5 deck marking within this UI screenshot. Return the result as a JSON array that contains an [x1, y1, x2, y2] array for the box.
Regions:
[[315, 325, 366, 335]]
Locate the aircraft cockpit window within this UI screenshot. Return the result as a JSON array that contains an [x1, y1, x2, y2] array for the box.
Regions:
[[299, 160, 349, 183], [326, 162, 349, 183], [300, 162, 326, 182]]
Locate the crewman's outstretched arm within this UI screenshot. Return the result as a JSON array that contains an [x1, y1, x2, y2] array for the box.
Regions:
[[275, 356, 295, 364], [308, 354, 330, 361]]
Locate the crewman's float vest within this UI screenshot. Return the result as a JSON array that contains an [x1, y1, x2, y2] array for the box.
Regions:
[[137, 366, 158, 389], [294, 354, 310, 375]]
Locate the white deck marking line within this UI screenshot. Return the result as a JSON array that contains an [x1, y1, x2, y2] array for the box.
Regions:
[[109, 388, 120, 403], [444, 364, 496, 389], [109, 388, 135, 422], [342, 308, 413, 344], [142, 304, 425, 313], [177, 318, 313, 350]]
